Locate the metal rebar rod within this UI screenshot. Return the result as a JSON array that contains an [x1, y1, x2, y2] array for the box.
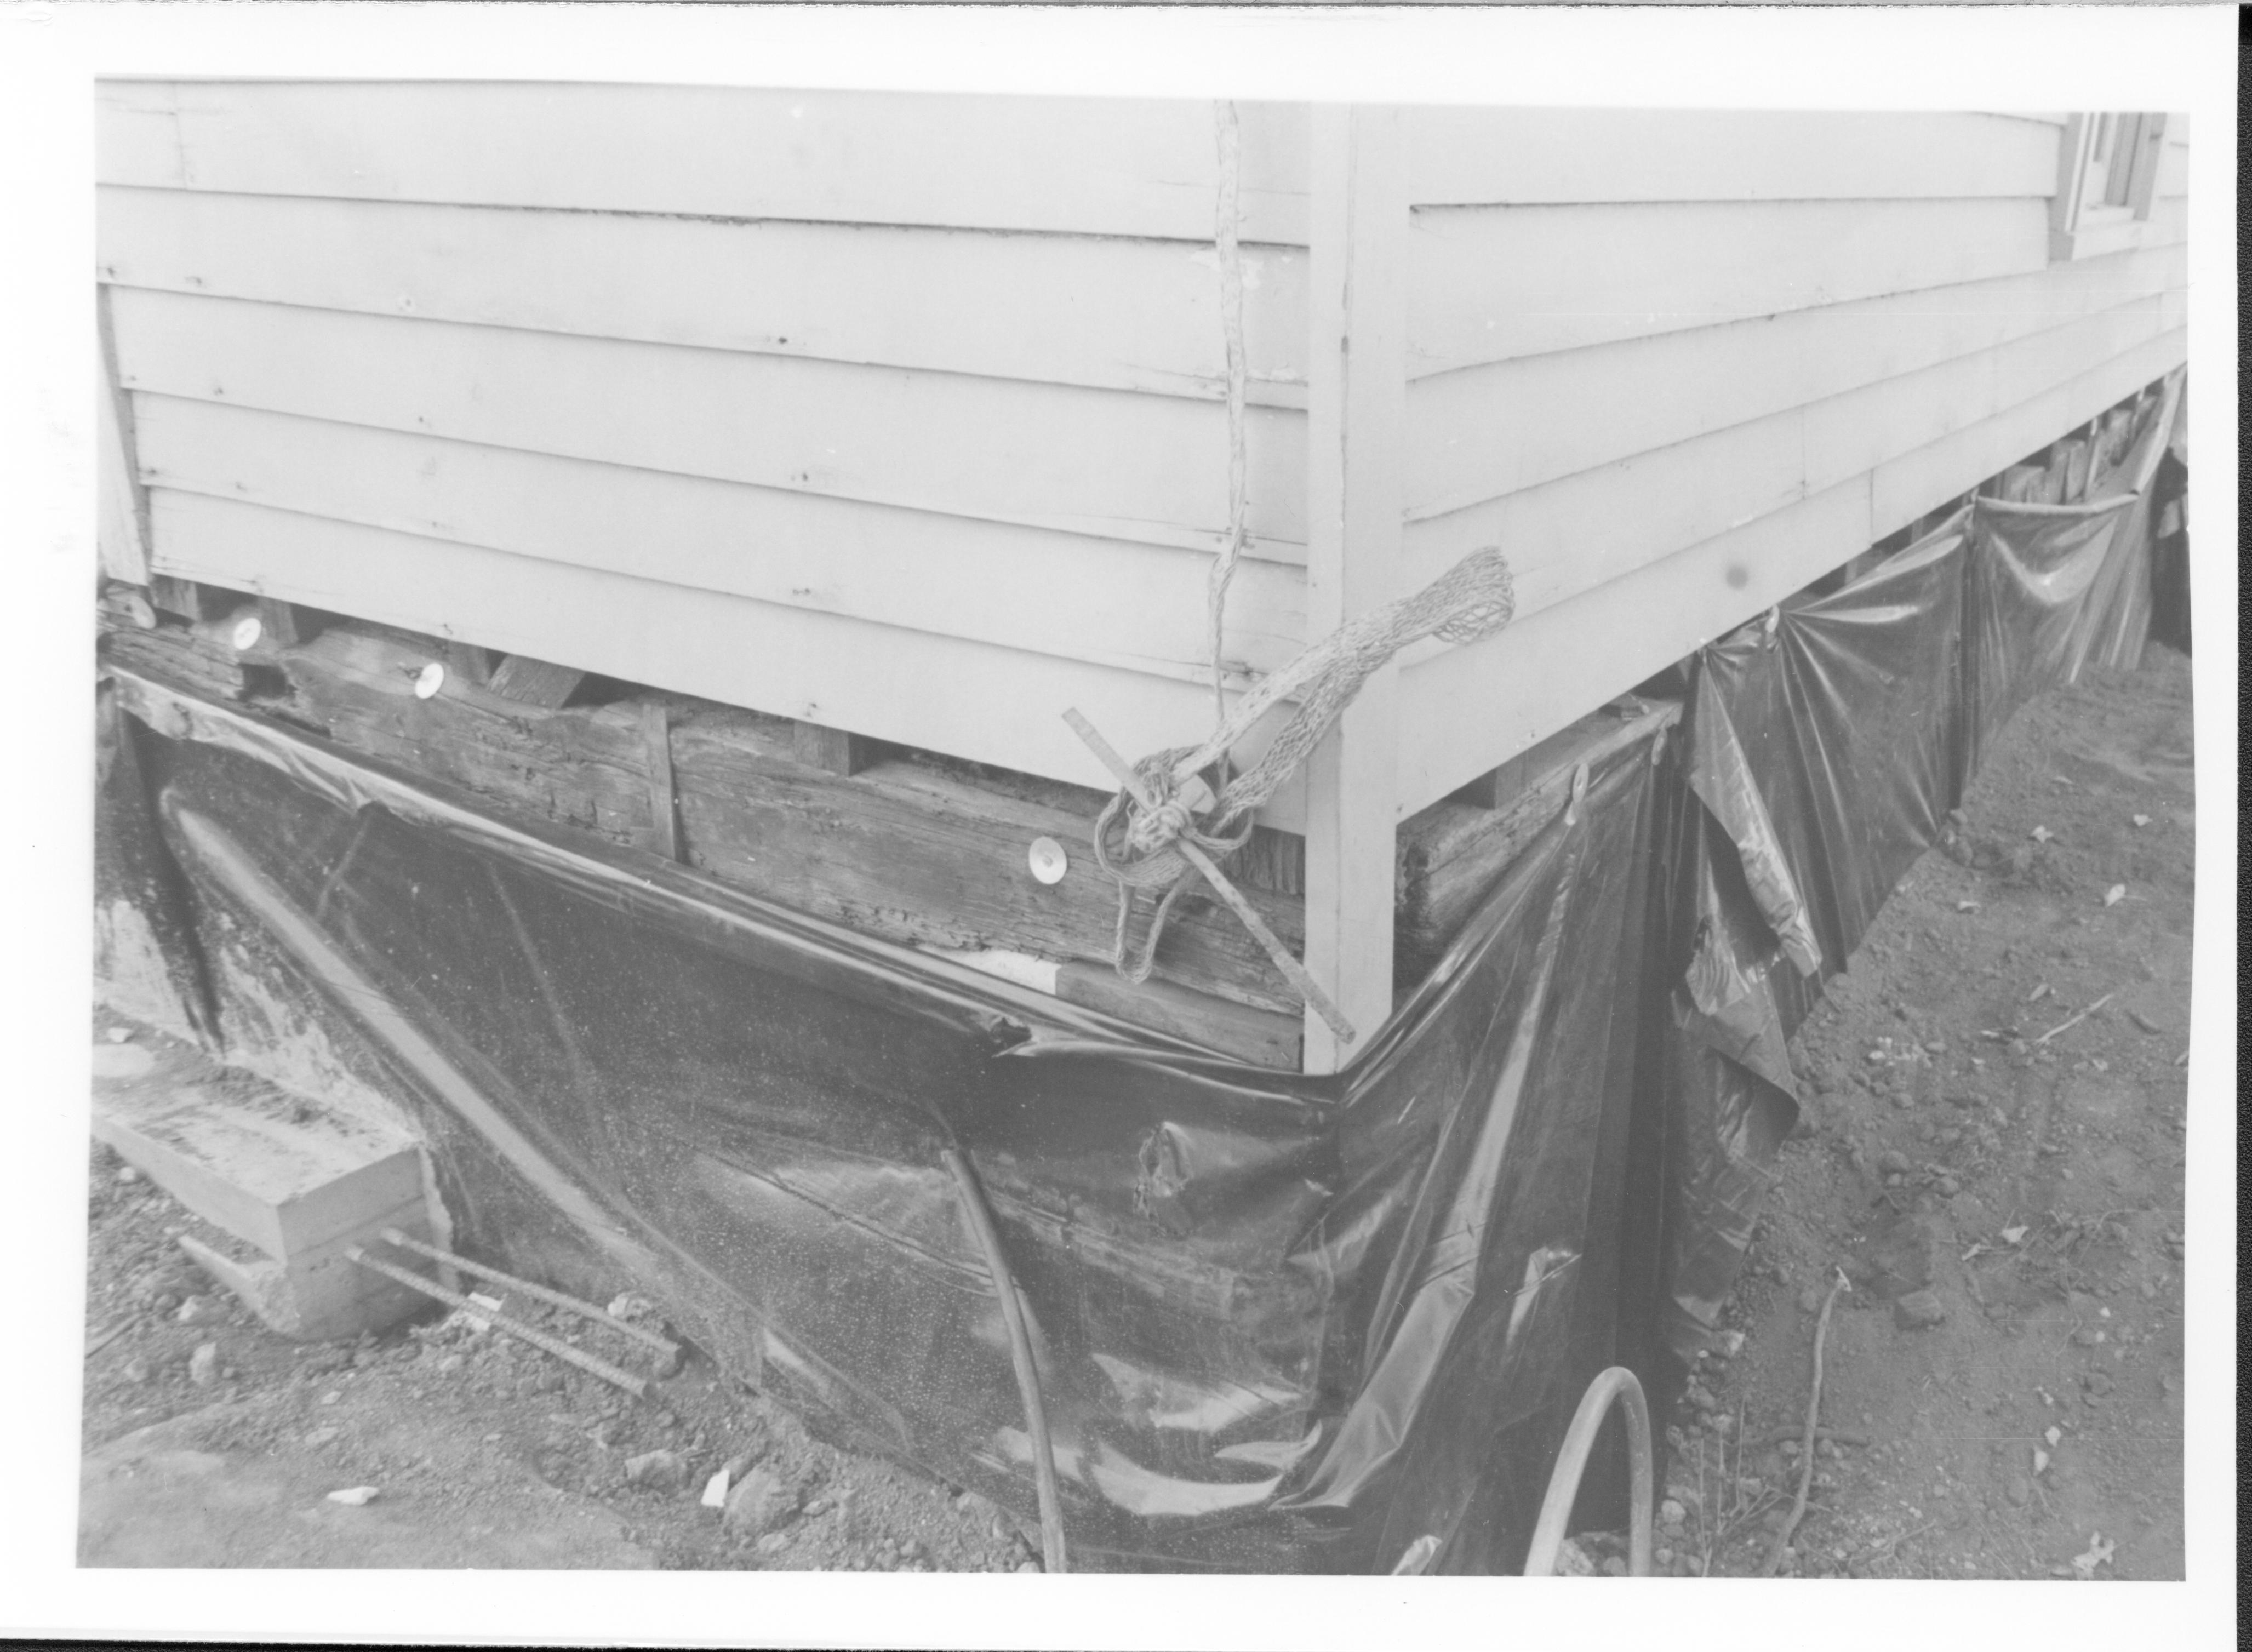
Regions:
[[940, 1146, 1067, 1574], [347, 1245, 648, 1399], [376, 1227, 678, 1359]]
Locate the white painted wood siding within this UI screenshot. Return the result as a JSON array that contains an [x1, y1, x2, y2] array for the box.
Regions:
[[1391, 108, 2188, 814], [97, 89, 2188, 833]]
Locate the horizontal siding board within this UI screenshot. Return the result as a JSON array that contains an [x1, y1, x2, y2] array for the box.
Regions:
[[1403, 293, 2170, 632], [1396, 480, 1874, 813], [144, 489, 1315, 831], [1406, 110, 2060, 205], [1869, 327, 2187, 533], [130, 395, 1309, 681], [1408, 242, 2184, 516], [95, 80, 1312, 244], [98, 186, 1311, 408], [106, 288, 1308, 556], [1408, 196, 2054, 376]]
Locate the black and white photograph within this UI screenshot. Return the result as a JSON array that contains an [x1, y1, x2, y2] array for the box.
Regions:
[[4, 5, 2234, 1648]]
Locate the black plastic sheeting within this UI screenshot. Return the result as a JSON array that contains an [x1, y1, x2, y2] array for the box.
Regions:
[[1655, 369, 2184, 1362], [93, 372, 2183, 1572], [99, 670, 1676, 1575]]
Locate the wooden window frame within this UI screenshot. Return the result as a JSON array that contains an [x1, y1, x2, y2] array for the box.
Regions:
[[2050, 112, 2167, 261]]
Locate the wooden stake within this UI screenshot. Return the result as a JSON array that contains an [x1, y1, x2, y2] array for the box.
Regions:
[[485, 653, 585, 709], [639, 699, 682, 861], [792, 719, 873, 776]]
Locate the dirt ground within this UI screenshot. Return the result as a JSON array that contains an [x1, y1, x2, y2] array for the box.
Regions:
[[1643, 645, 2193, 1581], [79, 648, 2192, 1577]]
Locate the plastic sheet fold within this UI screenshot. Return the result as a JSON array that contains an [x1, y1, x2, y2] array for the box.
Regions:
[[99, 669, 1671, 1575], [91, 367, 2185, 1570]]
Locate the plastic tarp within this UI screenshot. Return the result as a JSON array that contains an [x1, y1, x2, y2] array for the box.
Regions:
[[92, 368, 2186, 1568], [1964, 373, 2181, 776], [1657, 367, 2184, 1361], [97, 668, 1675, 1575]]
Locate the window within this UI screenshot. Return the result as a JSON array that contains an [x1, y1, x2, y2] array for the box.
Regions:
[[2050, 112, 2167, 260]]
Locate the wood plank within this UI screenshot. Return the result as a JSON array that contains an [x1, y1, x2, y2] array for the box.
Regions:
[[485, 654, 585, 710], [1394, 479, 1876, 818], [1402, 296, 2172, 642], [1406, 110, 2059, 206], [1396, 701, 1678, 984], [95, 285, 153, 584], [140, 489, 1316, 832], [107, 288, 1310, 559], [98, 185, 1311, 410], [253, 597, 304, 649], [126, 395, 1310, 682], [1050, 965, 1301, 1070], [1408, 196, 2053, 376], [95, 81, 1314, 244], [639, 701, 682, 862], [1405, 243, 2184, 517], [792, 721, 876, 778], [1868, 328, 2187, 537], [1300, 105, 1405, 1074]]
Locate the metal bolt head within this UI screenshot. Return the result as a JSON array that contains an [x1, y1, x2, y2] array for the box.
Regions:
[[1027, 837, 1068, 885], [228, 614, 263, 651], [412, 662, 445, 700]]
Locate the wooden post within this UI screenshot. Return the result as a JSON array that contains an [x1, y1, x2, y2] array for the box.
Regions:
[[485, 653, 585, 710], [792, 719, 874, 777], [95, 284, 154, 586], [1301, 104, 1405, 1074], [639, 699, 682, 861]]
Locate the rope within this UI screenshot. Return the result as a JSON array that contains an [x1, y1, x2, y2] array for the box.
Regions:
[[1209, 99, 1248, 729], [1076, 102, 1516, 1018], [1089, 545, 1514, 990]]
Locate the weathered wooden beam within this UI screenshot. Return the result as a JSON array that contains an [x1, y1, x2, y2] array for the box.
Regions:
[[1398, 704, 1678, 986], [639, 699, 682, 862], [485, 652, 585, 710], [1301, 104, 1407, 1074], [791, 719, 875, 777]]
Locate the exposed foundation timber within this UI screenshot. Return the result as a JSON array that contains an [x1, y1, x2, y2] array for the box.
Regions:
[[96, 603, 1678, 1070]]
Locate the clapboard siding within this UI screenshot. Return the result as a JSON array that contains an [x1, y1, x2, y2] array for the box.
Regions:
[[129, 395, 1307, 683], [1869, 325, 2187, 531], [96, 90, 2190, 841], [97, 186, 1311, 409], [1396, 321, 2186, 814], [1401, 293, 2173, 628], [107, 288, 1309, 558], [95, 79, 1313, 244], [1408, 241, 2185, 516], [1407, 196, 2055, 376], [1405, 110, 2061, 205], [142, 488, 1317, 831]]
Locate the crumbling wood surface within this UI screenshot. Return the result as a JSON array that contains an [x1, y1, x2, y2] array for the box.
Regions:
[[98, 609, 1670, 1067]]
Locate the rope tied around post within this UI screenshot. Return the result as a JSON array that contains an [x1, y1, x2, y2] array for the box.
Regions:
[[1067, 544, 1515, 1039], [1064, 101, 1515, 1045]]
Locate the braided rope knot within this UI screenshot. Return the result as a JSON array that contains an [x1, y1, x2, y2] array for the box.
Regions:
[[1075, 546, 1516, 1006]]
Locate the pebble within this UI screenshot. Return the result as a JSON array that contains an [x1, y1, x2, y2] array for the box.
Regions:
[[187, 1341, 219, 1386], [115, 1166, 141, 1185], [624, 1449, 689, 1491], [1016, 1559, 1041, 1574], [121, 1357, 151, 1385], [2005, 1476, 2031, 1506], [1659, 1499, 1685, 1527], [304, 1426, 340, 1447], [325, 1485, 381, 1506], [1893, 1290, 1946, 1330], [1797, 1287, 1822, 1314], [721, 1466, 796, 1539], [756, 1531, 790, 1554]]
